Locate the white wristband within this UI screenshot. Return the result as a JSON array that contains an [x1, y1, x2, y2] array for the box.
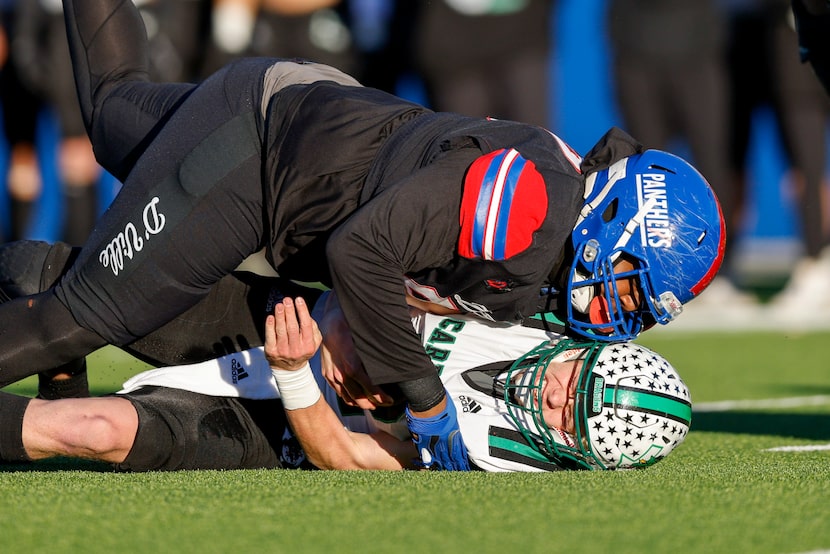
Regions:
[[271, 362, 321, 410]]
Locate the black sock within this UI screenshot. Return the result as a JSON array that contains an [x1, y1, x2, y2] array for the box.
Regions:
[[0, 391, 33, 462], [37, 360, 90, 400]]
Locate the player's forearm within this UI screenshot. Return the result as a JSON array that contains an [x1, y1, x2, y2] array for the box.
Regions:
[[327, 253, 434, 381], [283, 398, 412, 470], [266, 298, 409, 469], [325, 181, 459, 390]]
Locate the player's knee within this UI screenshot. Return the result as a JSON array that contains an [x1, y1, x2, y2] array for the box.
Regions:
[[56, 404, 137, 462]]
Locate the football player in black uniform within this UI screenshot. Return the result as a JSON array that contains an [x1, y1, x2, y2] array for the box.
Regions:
[[0, 0, 724, 470]]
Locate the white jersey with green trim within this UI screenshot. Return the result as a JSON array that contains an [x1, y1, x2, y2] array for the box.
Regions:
[[117, 302, 565, 471], [317, 309, 566, 471], [413, 311, 565, 472]]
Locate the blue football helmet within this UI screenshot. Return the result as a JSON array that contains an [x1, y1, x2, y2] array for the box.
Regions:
[[504, 339, 692, 470], [565, 150, 726, 341]]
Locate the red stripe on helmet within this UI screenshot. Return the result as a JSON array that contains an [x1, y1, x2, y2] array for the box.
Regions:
[[690, 202, 727, 296]]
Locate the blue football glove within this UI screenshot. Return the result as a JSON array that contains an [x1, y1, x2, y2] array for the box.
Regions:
[[405, 393, 470, 471]]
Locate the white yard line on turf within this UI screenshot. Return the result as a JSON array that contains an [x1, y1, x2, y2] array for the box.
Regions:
[[764, 444, 830, 452], [692, 395, 830, 454], [693, 395, 830, 412]]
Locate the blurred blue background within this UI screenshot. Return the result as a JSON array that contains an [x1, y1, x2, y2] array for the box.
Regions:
[[0, 0, 822, 287]]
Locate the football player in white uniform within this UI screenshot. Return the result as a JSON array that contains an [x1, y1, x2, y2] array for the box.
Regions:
[[266, 295, 691, 471], [1, 293, 691, 472]]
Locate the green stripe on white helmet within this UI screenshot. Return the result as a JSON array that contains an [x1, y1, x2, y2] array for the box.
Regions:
[[504, 339, 691, 470]]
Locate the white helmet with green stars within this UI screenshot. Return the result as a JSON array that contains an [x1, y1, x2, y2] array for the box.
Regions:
[[504, 339, 692, 470]]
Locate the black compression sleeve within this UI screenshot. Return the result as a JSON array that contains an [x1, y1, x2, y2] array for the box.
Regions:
[[327, 154, 474, 388], [397, 373, 446, 412]]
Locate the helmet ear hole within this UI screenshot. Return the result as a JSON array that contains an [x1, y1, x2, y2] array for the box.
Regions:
[[601, 199, 618, 223]]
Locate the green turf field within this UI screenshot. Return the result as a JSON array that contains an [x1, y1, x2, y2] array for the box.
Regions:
[[1, 331, 828, 554]]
